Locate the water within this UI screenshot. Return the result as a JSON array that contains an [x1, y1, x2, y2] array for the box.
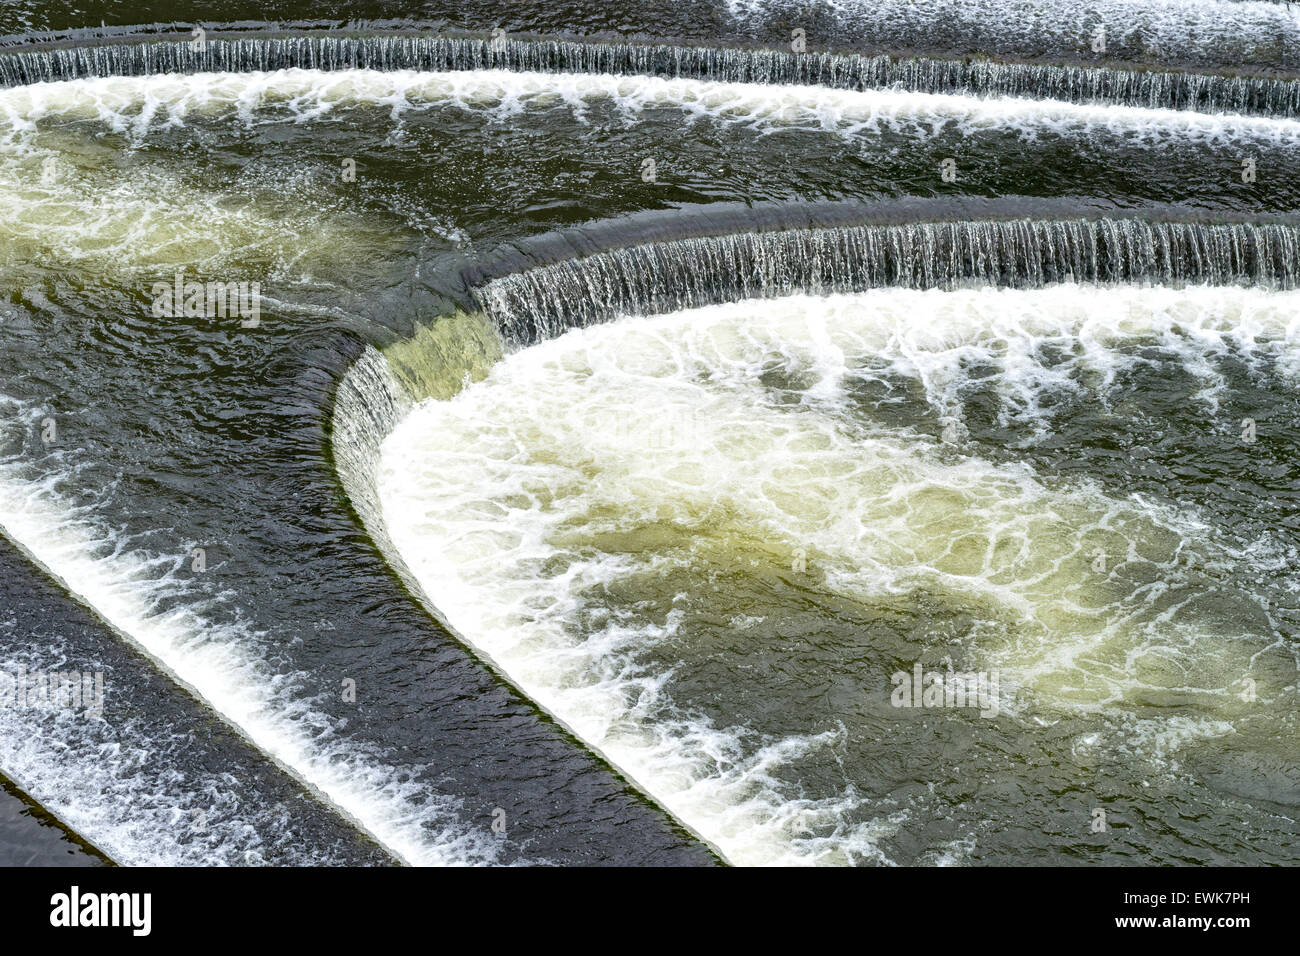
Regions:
[[374, 285, 1300, 864], [0, 773, 109, 866], [2, 2, 1296, 75], [0, 530, 397, 865], [0, 0, 1295, 865], [4, 33, 1299, 117], [477, 218, 1300, 342], [728, 0, 1300, 71]]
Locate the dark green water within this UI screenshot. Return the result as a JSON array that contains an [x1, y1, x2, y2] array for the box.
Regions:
[[376, 286, 1300, 863], [0, 0, 1297, 865]]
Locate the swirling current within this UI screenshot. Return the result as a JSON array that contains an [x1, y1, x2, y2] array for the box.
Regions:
[[0, 0, 1298, 867]]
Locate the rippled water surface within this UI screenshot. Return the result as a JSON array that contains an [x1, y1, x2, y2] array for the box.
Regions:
[[0, 0, 1297, 866]]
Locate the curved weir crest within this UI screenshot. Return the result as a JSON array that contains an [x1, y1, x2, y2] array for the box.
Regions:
[[2, 10, 1299, 864], [475, 218, 1300, 344], [729, 0, 1300, 73], [338, 213, 1300, 864], [0, 28, 1298, 117], [366, 279, 1300, 864]]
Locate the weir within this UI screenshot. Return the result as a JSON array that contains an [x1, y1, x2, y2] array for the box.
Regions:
[[0, 28, 1298, 117], [474, 217, 1300, 345], [1, 0, 1296, 867], [330, 339, 723, 865], [0, 531, 399, 866], [365, 279, 1300, 865]]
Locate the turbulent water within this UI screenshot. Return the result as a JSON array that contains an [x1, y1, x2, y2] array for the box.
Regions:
[[376, 286, 1300, 864], [729, 0, 1300, 71], [477, 218, 1300, 342], [6, 34, 1300, 117], [0, 0, 1296, 866]]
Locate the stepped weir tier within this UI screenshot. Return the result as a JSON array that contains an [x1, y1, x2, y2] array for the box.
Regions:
[[0, 0, 1297, 868]]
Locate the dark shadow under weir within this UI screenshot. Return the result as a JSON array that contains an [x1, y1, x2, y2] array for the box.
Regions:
[[0, 25, 1298, 118], [473, 217, 1300, 346]]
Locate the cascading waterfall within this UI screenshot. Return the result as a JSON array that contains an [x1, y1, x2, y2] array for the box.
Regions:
[[331, 344, 434, 609], [1, 0, 1298, 867], [1, 31, 1298, 117], [342, 213, 1300, 864], [476, 218, 1300, 344], [374, 281, 1300, 865], [0, 527, 400, 867], [728, 0, 1300, 72], [332, 347, 413, 553]]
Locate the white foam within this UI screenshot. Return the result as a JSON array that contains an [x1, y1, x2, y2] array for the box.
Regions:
[[377, 284, 1298, 864], [0, 398, 500, 866], [0, 634, 305, 865], [2, 68, 1296, 150], [728, 0, 1300, 66]]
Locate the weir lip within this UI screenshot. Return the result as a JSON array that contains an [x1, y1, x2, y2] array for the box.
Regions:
[[465, 212, 1300, 346], [358, 278, 1300, 865], [1, 23, 1298, 115], [1, 8, 1294, 864], [461, 199, 1300, 289]]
